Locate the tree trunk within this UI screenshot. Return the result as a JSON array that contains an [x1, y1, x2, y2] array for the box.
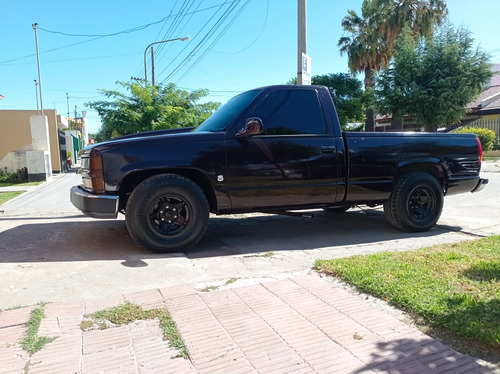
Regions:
[[365, 108, 375, 132], [364, 67, 376, 132], [390, 115, 403, 131]]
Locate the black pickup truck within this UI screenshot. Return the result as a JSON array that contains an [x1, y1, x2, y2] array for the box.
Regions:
[[71, 85, 488, 252]]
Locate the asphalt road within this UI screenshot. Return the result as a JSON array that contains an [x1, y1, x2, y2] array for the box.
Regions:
[[0, 163, 499, 310]]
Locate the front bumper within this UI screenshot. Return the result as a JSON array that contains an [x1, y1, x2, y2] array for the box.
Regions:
[[70, 185, 119, 218], [471, 178, 489, 193]]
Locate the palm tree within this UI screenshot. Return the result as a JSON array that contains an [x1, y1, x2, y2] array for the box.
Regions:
[[338, 2, 390, 131], [376, 0, 448, 49], [338, 0, 448, 131]]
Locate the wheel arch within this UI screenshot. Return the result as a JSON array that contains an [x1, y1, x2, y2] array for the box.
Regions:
[[394, 161, 448, 192], [118, 168, 217, 212]]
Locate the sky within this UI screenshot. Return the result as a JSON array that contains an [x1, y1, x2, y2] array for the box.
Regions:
[[1, 0, 499, 134]]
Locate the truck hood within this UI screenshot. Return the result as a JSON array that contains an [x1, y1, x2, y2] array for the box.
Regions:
[[83, 128, 225, 154]]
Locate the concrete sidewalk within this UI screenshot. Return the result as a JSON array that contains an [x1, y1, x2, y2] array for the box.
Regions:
[[0, 185, 37, 193], [0, 275, 494, 374]]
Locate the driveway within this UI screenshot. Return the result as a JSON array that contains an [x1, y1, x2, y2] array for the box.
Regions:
[[0, 164, 499, 309]]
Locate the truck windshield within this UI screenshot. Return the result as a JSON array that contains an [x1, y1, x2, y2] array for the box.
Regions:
[[195, 89, 260, 132]]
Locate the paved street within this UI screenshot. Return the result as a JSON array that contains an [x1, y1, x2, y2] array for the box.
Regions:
[[0, 163, 499, 373]]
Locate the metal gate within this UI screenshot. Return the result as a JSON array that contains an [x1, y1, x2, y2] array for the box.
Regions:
[[58, 130, 68, 172]]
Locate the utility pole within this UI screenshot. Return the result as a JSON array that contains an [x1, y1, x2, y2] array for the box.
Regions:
[[66, 92, 70, 129], [297, 0, 307, 85], [32, 23, 44, 114]]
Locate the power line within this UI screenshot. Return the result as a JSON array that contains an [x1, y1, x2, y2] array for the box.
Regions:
[[0, 2, 232, 65], [130, 0, 182, 80], [153, 0, 200, 68], [153, 0, 180, 41], [213, 0, 269, 55], [156, 1, 230, 82], [0, 37, 102, 64], [145, 0, 196, 72], [160, 0, 249, 84], [2, 52, 141, 66], [131, 0, 197, 80], [170, 0, 251, 84], [36, 2, 232, 38]]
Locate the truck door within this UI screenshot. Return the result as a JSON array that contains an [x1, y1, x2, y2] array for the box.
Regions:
[[225, 88, 339, 210]]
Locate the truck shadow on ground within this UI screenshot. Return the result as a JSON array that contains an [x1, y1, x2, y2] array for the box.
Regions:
[[189, 208, 462, 258], [0, 208, 462, 263]]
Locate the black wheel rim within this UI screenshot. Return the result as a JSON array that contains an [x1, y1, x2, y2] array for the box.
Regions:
[[407, 185, 437, 223], [149, 195, 190, 236]]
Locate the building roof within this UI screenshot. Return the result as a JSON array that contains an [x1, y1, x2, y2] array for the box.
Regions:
[[467, 64, 500, 111], [483, 96, 500, 111], [469, 85, 500, 109]]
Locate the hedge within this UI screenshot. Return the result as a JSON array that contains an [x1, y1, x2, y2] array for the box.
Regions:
[[453, 127, 497, 151]]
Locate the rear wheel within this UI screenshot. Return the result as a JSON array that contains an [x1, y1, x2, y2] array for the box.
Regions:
[[125, 174, 209, 253], [384, 172, 443, 232]]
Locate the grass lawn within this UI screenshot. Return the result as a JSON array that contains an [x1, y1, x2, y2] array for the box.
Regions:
[[315, 236, 500, 359], [0, 191, 24, 205], [0, 181, 42, 205], [0, 181, 42, 187]]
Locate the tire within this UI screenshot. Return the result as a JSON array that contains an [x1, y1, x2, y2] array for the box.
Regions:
[[384, 172, 443, 232], [125, 174, 209, 253]]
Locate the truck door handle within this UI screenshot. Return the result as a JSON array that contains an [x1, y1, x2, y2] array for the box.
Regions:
[[320, 146, 336, 154]]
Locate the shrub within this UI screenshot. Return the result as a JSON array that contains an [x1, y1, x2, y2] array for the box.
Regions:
[[493, 136, 500, 151], [0, 167, 28, 184], [453, 127, 497, 151]]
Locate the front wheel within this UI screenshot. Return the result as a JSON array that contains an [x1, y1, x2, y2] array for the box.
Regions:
[[125, 174, 209, 253], [384, 172, 444, 232]]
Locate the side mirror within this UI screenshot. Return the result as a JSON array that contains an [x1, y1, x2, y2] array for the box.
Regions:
[[235, 117, 264, 138]]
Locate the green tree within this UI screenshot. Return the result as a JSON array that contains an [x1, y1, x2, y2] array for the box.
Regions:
[[376, 24, 492, 131], [338, 0, 448, 131], [312, 74, 369, 130], [338, 1, 390, 131], [88, 82, 220, 141]]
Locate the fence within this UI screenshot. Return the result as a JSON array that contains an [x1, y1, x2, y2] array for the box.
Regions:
[[468, 117, 500, 136]]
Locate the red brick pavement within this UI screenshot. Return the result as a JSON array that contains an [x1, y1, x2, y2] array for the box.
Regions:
[[0, 275, 495, 373]]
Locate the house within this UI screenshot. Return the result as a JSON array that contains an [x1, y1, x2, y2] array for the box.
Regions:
[[461, 64, 500, 136], [0, 109, 86, 181]]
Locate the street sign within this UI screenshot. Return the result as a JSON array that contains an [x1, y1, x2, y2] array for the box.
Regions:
[[302, 53, 311, 85]]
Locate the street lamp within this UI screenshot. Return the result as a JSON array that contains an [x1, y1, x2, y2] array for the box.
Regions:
[[144, 36, 189, 86]]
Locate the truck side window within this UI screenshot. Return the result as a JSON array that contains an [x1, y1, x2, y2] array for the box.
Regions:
[[253, 89, 327, 135]]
